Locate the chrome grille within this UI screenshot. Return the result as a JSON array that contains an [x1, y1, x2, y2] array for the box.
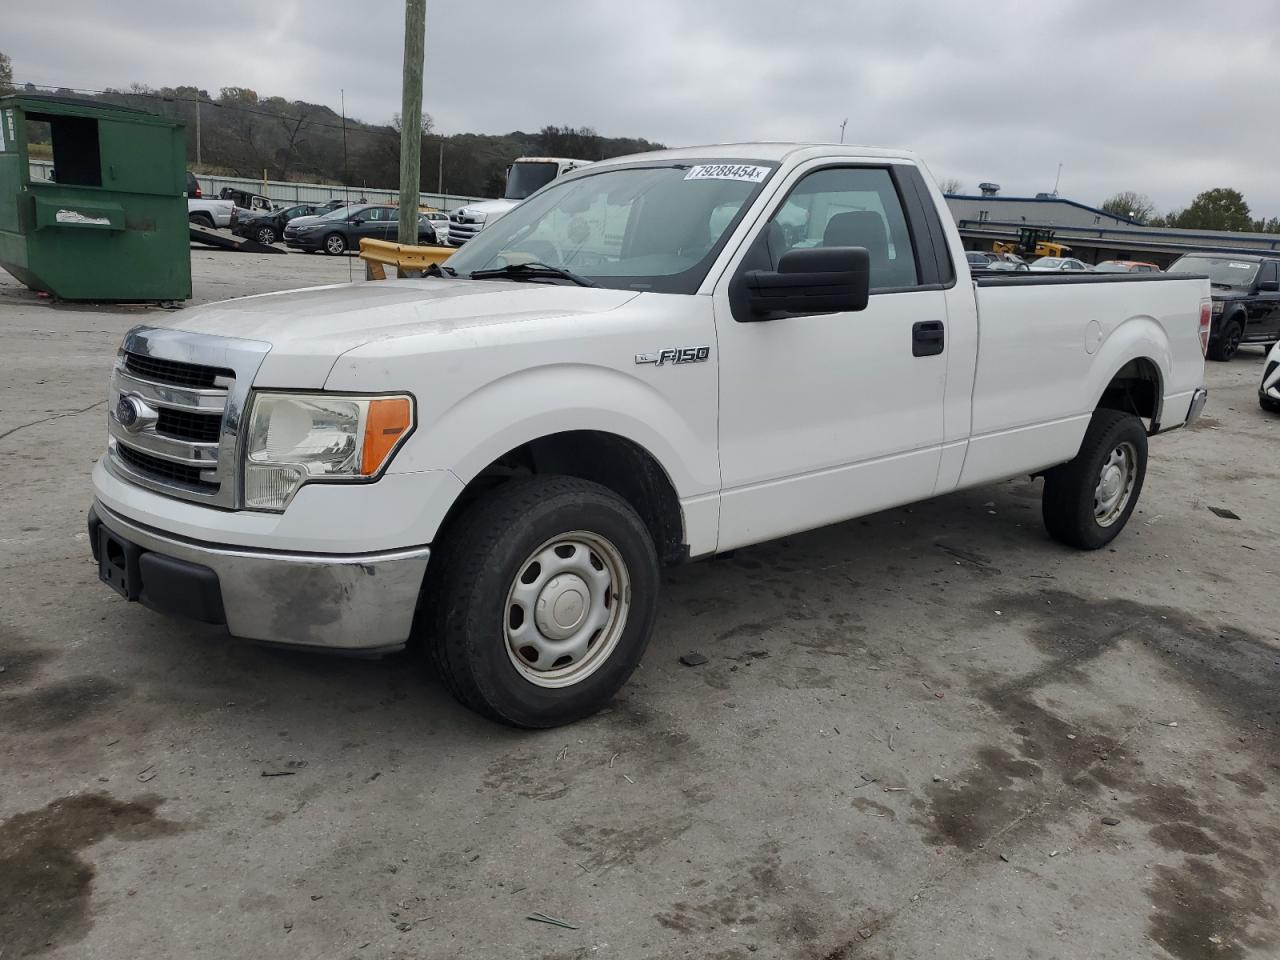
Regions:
[[124, 353, 233, 389], [106, 327, 271, 509], [447, 218, 483, 246]]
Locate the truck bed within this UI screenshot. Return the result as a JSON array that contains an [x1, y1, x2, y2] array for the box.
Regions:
[[957, 271, 1209, 490]]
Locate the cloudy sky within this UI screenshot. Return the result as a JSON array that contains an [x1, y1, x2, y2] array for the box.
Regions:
[[7, 1, 1279, 214]]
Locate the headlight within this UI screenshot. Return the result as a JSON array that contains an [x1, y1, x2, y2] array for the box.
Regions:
[[294, 225, 314, 234], [243, 393, 414, 510], [1211, 301, 1224, 316]]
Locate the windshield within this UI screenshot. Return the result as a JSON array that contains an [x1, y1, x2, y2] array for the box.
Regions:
[[505, 162, 561, 201], [1168, 255, 1258, 287], [446, 161, 777, 294]]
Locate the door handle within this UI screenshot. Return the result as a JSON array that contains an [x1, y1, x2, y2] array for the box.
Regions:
[[912, 320, 945, 357]]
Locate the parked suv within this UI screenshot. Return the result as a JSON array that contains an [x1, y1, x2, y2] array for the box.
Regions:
[[1167, 253, 1280, 360]]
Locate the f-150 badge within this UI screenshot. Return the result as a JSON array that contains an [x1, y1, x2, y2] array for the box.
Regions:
[[635, 346, 710, 366]]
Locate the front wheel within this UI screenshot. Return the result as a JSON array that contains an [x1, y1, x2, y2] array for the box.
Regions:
[[1207, 318, 1243, 361], [427, 477, 659, 727], [1042, 409, 1148, 550], [255, 225, 277, 244], [322, 232, 347, 255]]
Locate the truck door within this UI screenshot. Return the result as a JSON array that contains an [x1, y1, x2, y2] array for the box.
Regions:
[[713, 163, 952, 550]]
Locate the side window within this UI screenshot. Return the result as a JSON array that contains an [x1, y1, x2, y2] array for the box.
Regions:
[[763, 167, 918, 289]]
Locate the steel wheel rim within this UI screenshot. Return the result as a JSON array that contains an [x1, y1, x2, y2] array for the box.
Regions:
[[326, 235, 344, 254], [1094, 441, 1137, 527], [503, 531, 631, 688]]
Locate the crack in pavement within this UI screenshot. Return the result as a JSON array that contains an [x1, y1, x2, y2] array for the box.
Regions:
[[0, 400, 106, 444]]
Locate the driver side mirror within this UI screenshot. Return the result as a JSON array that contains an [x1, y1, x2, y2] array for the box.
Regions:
[[349, 218, 365, 226], [742, 247, 871, 321], [1258, 278, 1279, 292]]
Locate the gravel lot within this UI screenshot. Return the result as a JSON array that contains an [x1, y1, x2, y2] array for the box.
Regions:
[[2, 250, 1278, 960]]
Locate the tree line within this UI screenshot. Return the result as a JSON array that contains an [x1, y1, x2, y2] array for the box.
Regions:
[[1100, 188, 1279, 234], [5, 73, 664, 199]]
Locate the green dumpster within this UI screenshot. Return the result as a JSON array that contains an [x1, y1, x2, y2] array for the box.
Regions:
[[0, 94, 192, 301]]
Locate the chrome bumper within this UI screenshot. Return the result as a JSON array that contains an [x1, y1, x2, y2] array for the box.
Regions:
[[1185, 387, 1209, 426], [91, 501, 430, 651]]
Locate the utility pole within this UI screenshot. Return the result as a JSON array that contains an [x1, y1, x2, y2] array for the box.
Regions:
[[839, 118, 847, 144], [397, 0, 427, 245], [1052, 162, 1063, 197], [437, 138, 444, 196], [195, 98, 201, 167]]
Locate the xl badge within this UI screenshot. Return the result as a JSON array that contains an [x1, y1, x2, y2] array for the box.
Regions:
[[635, 346, 710, 367]]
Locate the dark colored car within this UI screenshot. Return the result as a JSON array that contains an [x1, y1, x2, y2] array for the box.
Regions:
[[1167, 253, 1280, 360], [235, 203, 322, 245], [185, 171, 202, 198], [283, 204, 438, 255]]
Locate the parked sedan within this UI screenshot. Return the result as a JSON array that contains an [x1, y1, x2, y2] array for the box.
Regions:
[[422, 211, 449, 245], [1030, 256, 1089, 272], [1095, 260, 1161, 273], [284, 205, 440, 255], [966, 251, 994, 270], [234, 203, 322, 245]]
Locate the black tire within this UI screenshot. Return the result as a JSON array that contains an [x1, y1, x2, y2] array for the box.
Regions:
[[1261, 394, 1280, 414], [427, 477, 659, 728], [255, 225, 277, 244], [322, 232, 347, 255], [1042, 409, 1148, 550], [188, 213, 214, 229], [1207, 317, 1243, 361]]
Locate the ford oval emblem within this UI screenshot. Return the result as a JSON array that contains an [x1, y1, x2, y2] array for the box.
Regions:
[[116, 395, 142, 430]]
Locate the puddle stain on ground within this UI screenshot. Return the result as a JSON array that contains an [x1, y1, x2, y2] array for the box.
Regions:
[[0, 792, 186, 958], [909, 588, 1279, 960]]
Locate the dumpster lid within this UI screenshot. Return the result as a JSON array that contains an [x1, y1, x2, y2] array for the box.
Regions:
[[0, 93, 177, 126]]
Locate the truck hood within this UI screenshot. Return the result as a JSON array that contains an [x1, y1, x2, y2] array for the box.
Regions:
[[162, 279, 639, 387], [456, 198, 519, 220]]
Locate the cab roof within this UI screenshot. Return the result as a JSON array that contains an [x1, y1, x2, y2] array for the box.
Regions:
[[591, 142, 920, 168]]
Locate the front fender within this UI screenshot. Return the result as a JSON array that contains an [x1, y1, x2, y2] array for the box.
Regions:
[[391, 362, 720, 498]]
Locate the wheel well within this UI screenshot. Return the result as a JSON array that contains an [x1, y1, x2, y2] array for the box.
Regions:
[[440, 431, 686, 565], [1097, 358, 1162, 432]]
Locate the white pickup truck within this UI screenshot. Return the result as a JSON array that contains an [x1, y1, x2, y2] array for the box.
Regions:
[[90, 143, 1210, 727]]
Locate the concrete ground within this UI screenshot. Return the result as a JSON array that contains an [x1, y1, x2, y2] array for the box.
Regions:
[[1, 250, 1277, 960]]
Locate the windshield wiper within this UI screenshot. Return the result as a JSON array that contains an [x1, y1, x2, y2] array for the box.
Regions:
[[469, 261, 598, 288], [425, 262, 457, 278]]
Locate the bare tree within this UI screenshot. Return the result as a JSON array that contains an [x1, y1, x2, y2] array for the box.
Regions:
[[937, 177, 964, 195], [1100, 191, 1156, 223]]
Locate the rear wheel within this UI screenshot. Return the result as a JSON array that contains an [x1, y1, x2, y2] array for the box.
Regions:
[[322, 232, 347, 255], [1042, 409, 1148, 550], [427, 477, 659, 727], [1208, 317, 1243, 361], [255, 225, 277, 244], [188, 212, 214, 229]]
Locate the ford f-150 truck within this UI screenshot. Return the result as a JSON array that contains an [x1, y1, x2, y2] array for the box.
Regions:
[[90, 143, 1211, 728]]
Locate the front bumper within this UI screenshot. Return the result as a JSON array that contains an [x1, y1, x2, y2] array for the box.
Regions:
[[89, 502, 430, 652]]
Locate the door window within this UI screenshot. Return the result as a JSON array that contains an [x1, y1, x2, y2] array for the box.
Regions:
[[761, 167, 918, 289], [1259, 261, 1277, 285]]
